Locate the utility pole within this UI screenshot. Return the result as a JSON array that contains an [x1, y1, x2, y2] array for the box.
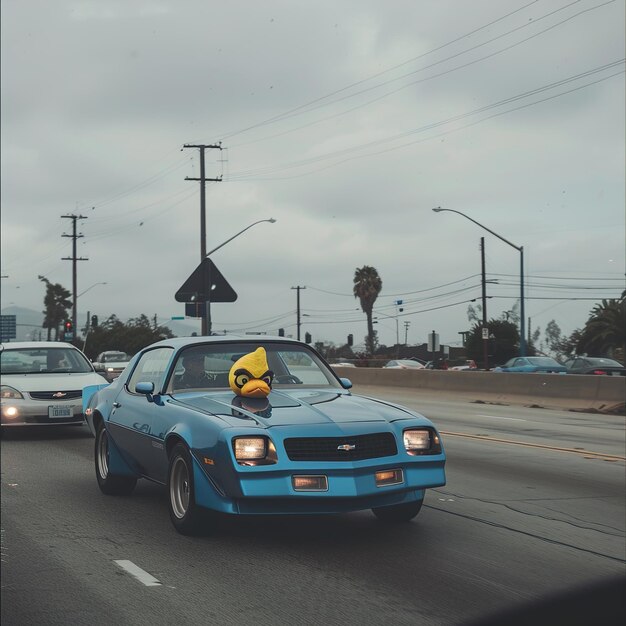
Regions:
[[404, 321, 410, 344], [480, 237, 489, 370], [62, 214, 88, 342], [183, 143, 223, 335], [291, 286, 306, 341]]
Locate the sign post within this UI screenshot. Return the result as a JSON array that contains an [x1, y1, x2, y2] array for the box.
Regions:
[[0, 315, 17, 342]]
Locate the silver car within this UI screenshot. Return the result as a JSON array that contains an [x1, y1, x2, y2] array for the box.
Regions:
[[93, 350, 131, 382], [0, 341, 108, 428]]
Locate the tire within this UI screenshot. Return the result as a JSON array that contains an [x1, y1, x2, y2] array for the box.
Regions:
[[168, 442, 205, 535], [372, 499, 423, 523], [94, 421, 137, 496]]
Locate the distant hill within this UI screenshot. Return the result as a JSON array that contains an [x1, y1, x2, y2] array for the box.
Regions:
[[1, 306, 200, 342]]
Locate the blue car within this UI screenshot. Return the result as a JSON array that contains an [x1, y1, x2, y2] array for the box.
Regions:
[[83, 336, 446, 534], [493, 356, 567, 373]]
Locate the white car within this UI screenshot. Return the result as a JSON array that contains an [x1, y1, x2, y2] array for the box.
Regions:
[[93, 350, 132, 382], [383, 359, 425, 369], [0, 341, 108, 428]]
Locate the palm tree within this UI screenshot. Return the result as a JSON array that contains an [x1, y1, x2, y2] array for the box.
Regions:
[[577, 297, 625, 361], [353, 266, 382, 355], [39, 276, 72, 341]]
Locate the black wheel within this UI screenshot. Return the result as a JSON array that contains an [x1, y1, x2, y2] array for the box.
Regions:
[[372, 499, 423, 523], [168, 442, 206, 535], [95, 420, 137, 495]]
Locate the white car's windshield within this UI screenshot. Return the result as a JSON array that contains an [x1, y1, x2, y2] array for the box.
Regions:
[[101, 352, 130, 362], [0, 348, 93, 374]]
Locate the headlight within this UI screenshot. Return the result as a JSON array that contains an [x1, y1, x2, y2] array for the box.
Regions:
[[232, 436, 277, 465], [1, 385, 24, 400], [403, 428, 442, 455]]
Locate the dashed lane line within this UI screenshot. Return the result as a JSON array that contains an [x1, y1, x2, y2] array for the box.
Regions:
[[114, 560, 162, 586]]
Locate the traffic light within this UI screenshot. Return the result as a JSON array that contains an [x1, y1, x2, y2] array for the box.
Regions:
[[304, 332, 312, 344], [91, 315, 99, 328], [278, 328, 285, 337], [347, 334, 353, 346], [63, 320, 74, 341]]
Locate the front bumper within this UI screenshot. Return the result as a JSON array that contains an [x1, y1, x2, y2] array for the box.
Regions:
[[1, 398, 85, 426], [191, 422, 446, 515]]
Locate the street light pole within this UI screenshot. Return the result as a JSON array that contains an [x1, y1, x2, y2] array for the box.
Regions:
[[432, 207, 526, 356], [203, 218, 277, 335]]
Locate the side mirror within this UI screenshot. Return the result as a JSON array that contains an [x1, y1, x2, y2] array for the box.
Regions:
[[135, 381, 155, 402], [339, 377, 353, 389]]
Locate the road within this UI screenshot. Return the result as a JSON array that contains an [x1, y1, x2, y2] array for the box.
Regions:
[[2, 388, 624, 625]]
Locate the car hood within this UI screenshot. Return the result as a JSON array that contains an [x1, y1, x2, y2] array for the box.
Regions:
[[172, 389, 421, 428], [4, 372, 109, 392]]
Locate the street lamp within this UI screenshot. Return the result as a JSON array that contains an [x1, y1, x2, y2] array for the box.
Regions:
[[203, 218, 276, 335], [432, 207, 526, 356], [77, 282, 108, 298]]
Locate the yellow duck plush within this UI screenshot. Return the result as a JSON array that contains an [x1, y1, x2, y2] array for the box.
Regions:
[[229, 347, 274, 398]]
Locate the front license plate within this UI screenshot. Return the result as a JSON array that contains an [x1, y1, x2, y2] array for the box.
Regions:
[[49, 405, 73, 418]]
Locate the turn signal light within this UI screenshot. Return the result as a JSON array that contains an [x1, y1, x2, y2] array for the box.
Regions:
[[375, 468, 403, 487], [292, 475, 328, 491]]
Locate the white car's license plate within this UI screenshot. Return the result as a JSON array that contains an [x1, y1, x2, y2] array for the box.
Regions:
[[49, 405, 73, 418]]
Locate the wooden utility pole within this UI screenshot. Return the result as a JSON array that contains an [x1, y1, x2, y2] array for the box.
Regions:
[[291, 286, 306, 341], [183, 143, 223, 335], [62, 214, 88, 342]]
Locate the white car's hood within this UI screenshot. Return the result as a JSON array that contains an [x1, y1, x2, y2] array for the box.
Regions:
[[4, 372, 109, 392]]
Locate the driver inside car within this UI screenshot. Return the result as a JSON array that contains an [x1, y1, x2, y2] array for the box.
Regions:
[[177, 353, 212, 389]]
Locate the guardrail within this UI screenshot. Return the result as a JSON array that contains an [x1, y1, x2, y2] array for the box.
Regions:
[[332, 367, 625, 411]]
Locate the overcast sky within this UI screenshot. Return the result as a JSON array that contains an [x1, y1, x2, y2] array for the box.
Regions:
[[1, 0, 624, 350]]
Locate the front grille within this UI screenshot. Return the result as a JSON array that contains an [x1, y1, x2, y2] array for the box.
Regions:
[[29, 390, 82, 401], [284, 432, 397, 461]]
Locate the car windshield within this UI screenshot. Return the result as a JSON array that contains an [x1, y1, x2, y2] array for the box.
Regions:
[[169, 342, 341, 392], [0, 347, 93, 374], [587, 358, 623, 366], [102, 352, 130, 362]]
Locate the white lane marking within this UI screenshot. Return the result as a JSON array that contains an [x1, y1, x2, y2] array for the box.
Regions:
[[114, 560, 162, 586], [475, 414, 526, 421]]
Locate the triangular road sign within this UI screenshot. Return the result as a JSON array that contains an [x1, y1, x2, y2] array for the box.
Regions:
[[175, 258, 237, 303]]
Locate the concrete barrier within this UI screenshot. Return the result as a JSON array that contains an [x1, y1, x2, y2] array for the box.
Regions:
[[332, 367, 625, 411]]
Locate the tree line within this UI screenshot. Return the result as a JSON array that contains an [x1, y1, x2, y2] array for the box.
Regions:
[[352, 266, 625, 365], [39, 270, 624, 365]]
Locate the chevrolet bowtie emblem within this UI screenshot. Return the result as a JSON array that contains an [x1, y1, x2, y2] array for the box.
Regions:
[[52, 392, 67, 398], [337, 444, 356, 451]]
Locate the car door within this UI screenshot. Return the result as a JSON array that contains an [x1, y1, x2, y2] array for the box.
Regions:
[[108, 347, 174, 479]]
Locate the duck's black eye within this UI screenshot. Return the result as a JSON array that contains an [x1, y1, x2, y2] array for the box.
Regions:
[[234, 369, 252, 388]]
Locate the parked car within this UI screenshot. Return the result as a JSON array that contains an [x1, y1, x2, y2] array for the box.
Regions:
[[563, 357, 625, 376], [1, 341, 108, 428], [493, 356, 567, 374], [93, 350, 132, 382], [83, 336, 446, 534], [449, 360, 478, 371], [383, 359, 425, 369]]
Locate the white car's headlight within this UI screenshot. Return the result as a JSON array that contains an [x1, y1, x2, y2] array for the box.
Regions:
[[403, 428, 442, 455], [232, 436, 277, 465], [1, 385, 24, 400]]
